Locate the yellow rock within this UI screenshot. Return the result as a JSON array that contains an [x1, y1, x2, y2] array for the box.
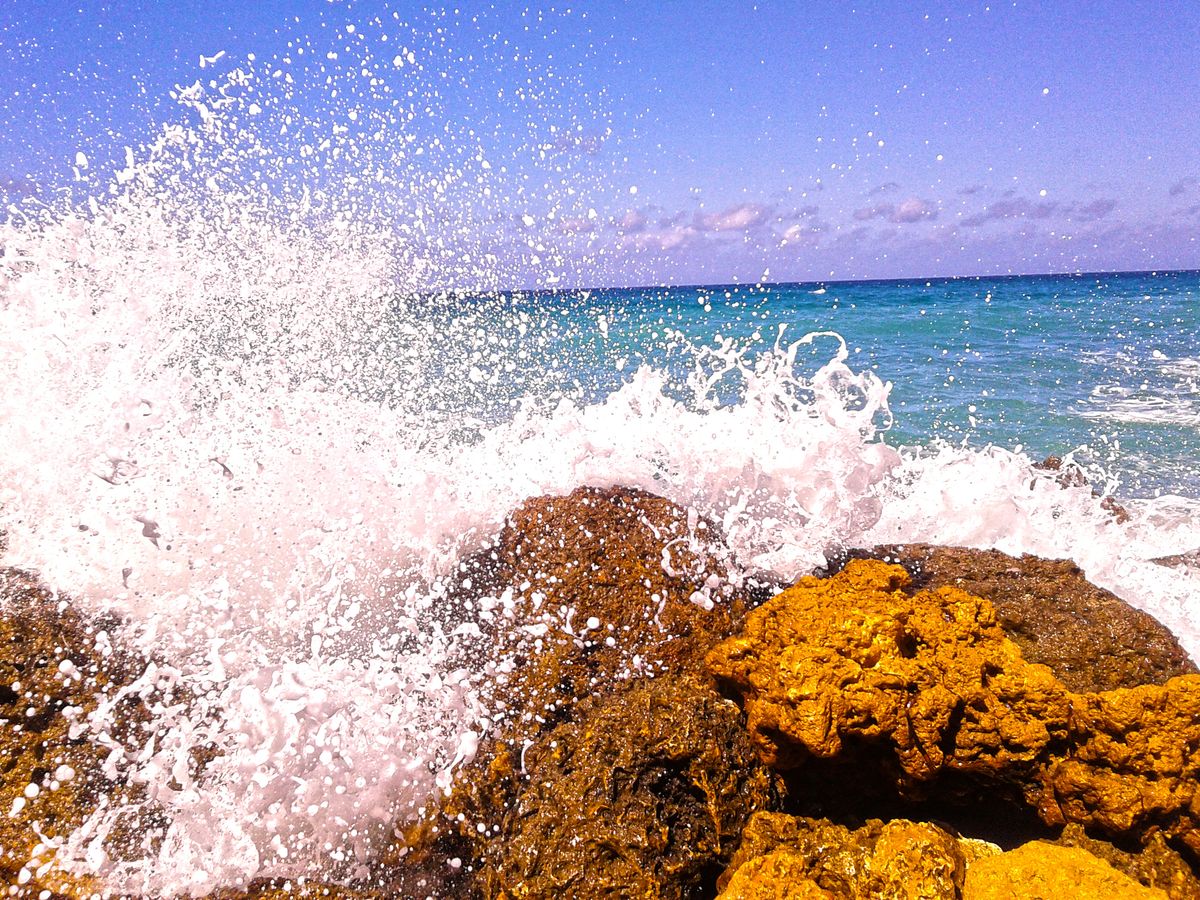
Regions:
[[716, 813, 965, 900], [963, 841, 1169, 899], [707, 560, 1200, 854], [719, 849, 836, 899]]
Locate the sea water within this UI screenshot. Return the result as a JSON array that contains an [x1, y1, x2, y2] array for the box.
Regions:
[[1, 8, 1199, 896], [413, 271, 1200, 500]]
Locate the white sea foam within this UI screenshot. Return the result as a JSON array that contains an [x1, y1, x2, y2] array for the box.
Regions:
[[1078, 384, 1200, 427], [2, 11, 1199, 898]]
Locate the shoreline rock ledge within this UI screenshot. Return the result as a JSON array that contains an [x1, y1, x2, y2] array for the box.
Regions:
[[3, 485, 1200, 899]]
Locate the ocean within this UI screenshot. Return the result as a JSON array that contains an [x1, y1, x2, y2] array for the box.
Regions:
[[424, 271, 1200, 500]]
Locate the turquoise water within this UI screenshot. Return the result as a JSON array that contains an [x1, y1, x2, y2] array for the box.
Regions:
[[411, 270, 1199, 500]]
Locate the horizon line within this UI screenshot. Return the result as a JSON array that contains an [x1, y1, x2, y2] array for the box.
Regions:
[[440, 266, 1200, 297]]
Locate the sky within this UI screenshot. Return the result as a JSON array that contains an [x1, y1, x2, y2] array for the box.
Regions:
[[2, 0, 1198, 286]]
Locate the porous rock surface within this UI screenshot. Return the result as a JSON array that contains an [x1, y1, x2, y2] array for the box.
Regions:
[[962, 841, 1166, 899], [717, 812, 1197, 900], [1054, 824, 1200, 900], [478, 485, 763, 743], [0, 568, 140, 899], [478, 674, 780, 899], [826, 544, 1195, 693], [715, 812, 971, 899], [707, 559, 1200, 855]]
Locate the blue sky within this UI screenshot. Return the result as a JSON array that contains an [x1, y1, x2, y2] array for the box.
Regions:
[[2, 1, 1198, 286]]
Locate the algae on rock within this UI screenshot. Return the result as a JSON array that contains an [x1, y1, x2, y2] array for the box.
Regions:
[[382, 487, 773, 894], [480, 485, 763, 744]]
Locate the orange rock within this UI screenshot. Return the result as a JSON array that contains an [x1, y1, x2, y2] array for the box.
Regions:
[[715, 813, 966, 900], [707, 560, 1200, 854], [963, 841, 1167, 899], [1054, 824, 1200, 900], [718, 850, 836, 900], [826, 544, 1195, 693]]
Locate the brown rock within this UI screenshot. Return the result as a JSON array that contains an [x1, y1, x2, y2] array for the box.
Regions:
[[715, 812, 966, 899], [0, 568, 147, 899], [707, 560, 1200, 855], [380, 487, 770, 892], [479, 674, 780, 899], [826, 544, 1195, 693], [1033, 455, 1131, 524], [1153, 551, 1200, 575], [480, 485, 764, 744], [963, 841, 1167, 899]]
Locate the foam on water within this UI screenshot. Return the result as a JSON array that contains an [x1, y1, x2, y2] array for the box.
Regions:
[[1077, 349, 1200, 427], [2, 9, 1199, 897]]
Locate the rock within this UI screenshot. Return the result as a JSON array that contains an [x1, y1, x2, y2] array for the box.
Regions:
[[718, 851, 835, 899], [477, 674, 780, 899], [1153, 551, 1200, 575], [1054, 824, 1200, 900], [963, 841, 1167, 899], [479, 485, 766, 744], [717, 812, 1192, 900], [1033, 455, 1131, 524], [825, 544, 1195, 693], [0, 568, 147, 899], [707, 560, 1200, 856], [210, 882, 384, 899], [715, 812, 967, 899], [381, 487, 771, 892]]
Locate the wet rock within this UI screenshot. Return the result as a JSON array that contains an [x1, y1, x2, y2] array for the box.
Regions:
[[381, 487, 772, 893], [715, 812, 968, 899], [826, 544, 1195, 693], [707, 560, 1200, 856], [210, 881, 384, 899], [962, 841, 1167, 899], [479, 485, 766, 744], [1153, 550, 1200, 574], [1054, 824, 1200, 900], [1034, 455, 1131, 523], [477, 674, 780, 899], [0, 569, 143, 898]]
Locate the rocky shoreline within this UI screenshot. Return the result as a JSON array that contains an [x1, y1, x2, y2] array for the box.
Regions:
[[3, 485, 1200, 898]]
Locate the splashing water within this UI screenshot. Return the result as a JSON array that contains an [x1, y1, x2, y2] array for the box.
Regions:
[[2, 8, 1199, 897]]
